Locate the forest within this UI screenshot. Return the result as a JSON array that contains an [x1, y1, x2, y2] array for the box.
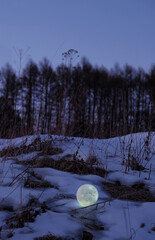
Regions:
[[0, 50, 155, 139]]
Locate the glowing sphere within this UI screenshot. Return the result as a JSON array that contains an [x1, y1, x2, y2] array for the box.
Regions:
[[76, 184, 99, 207]]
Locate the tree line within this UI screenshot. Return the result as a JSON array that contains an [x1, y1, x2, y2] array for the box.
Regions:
[[0, 55, 155, 138]]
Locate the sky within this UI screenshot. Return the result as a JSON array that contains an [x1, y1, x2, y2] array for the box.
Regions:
[[0, 0, 155, 72]]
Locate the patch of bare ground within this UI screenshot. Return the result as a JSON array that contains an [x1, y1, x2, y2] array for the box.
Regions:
[[24, 178, 55, 189], [102, 181, 155, 202], [23, 171, 56, 189], [34, 234, 68, 240], [0, 138, 63, 157], [0, 203, 48, 239], [82, 231, 93, 240], [1, 200, 49, 232], [0, 205, 14, 212], [20, 158, 107, 178], [34, 231, 94, 240]]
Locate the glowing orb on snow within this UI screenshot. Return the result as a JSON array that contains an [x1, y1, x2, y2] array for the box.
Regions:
[[76, 184, 99, 207]]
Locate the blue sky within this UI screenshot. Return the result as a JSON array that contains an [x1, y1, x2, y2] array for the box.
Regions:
[[0, 0, 155, 72]]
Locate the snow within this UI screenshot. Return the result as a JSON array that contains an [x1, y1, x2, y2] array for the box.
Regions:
[[0, 132, 155, 239]]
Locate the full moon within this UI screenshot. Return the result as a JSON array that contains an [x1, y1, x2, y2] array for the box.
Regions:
[[76, 184, 99, 207]]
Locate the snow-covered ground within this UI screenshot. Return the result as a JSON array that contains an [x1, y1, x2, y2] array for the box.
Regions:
[[0, 132, 155, 240]]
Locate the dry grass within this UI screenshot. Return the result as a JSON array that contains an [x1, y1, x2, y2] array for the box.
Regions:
[[24, 179, 55, 189], [34, 231, 94, 240], [20, 157, 107, 178], [102, 181, 155, 202], [0, 137, 63, 157], [34, 234, 66, 240], [5, 201, 49, 230]]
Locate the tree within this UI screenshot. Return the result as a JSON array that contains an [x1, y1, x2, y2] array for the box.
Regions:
[[0, 96, 22, 138], [22, 60, 39, 133], [38, 58, 55, 133], [0, 63, 18, 110]]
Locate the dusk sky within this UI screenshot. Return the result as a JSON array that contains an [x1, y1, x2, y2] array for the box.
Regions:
[[0, 0, 155, 72]]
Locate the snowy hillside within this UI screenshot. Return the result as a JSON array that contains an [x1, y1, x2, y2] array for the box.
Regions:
[[0, 132, 155, 240]]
